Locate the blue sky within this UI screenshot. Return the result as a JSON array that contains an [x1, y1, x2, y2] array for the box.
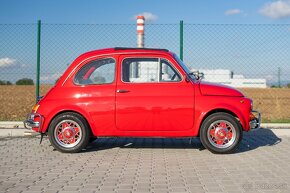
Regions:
[[1, 0, 290, 85], [1, 0, 290, 24]]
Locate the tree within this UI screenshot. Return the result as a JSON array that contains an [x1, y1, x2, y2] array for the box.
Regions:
[[0, 80, 6, 85], [0, 80, 13, 85], [16, 78, 34, 85], [287, 83, 290, 88]]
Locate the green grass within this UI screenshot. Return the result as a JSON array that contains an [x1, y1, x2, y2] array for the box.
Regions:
[[262, 119, 290, 123]]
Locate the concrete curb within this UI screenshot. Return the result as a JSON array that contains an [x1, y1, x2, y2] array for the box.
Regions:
[[0, 121, 289, 137], [261, 123, 290, 128], [0, 121, 37, 137], [0, 121, 25, 129], [0, 129, 39, 137]]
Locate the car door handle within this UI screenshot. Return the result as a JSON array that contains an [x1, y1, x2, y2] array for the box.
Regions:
[[117, 89, 130, 93]]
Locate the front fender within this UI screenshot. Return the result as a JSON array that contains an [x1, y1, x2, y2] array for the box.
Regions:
[[194, 103, 249, 136]]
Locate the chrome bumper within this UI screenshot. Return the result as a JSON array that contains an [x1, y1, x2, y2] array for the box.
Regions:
[[250, 110, 261, 129], [23, 113, 43, 132]]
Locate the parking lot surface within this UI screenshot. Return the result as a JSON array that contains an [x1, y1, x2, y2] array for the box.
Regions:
[[0, 129, 289, 193]]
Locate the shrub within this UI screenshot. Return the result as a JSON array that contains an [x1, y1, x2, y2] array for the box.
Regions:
[[0, 80, 6, 85], [16, 78, 34, 85], [0, 80, 13, 85]]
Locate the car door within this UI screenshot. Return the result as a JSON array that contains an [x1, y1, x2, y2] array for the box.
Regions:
[[116, 54, 195, 131], [73, 56, 117, 134]]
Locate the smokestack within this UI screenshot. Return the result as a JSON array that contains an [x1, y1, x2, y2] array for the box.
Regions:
[[136, 15, 145, 48]]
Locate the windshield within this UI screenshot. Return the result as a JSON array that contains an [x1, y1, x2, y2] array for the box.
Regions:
[[173, 54, 196, 80]]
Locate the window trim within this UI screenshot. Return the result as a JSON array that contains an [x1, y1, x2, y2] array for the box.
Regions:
[[73, 57, 116, 86], [159, 58, 182, 82], [121, 57, 183, 84]]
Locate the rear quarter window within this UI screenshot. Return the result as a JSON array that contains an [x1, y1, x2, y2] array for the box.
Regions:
[[74, 58, 116, 85]]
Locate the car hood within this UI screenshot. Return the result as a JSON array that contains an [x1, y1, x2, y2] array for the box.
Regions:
[[199, 81, 244, 97]]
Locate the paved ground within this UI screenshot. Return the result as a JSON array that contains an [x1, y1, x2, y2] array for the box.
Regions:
[[0, 129, 289, 193], [1, 122, 290, 137]]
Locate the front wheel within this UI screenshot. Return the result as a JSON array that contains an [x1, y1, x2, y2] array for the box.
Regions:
[[200, 113, 243, 154], [48, 112, 90, 153]]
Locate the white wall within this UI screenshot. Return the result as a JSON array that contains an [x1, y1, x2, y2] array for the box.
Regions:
[[194, 69, 267, 88]]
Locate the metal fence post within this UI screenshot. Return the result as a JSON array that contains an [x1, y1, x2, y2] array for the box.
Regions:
[[36, 20, 41, 102], [179, 20, 183, 61], [278, 67, 281, 88]]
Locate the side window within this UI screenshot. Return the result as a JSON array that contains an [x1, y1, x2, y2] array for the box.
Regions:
[[74, 58, 115, 85], [122, 58, 159, 82], [160, 59, 182, 82], [122, 58, 181, 83]]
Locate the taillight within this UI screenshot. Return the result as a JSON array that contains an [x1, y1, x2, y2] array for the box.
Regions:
[[32, 104, 40, 113]]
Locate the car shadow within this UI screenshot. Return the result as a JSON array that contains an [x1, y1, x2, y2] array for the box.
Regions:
[[83, 128, 282, 154], [236, 128, 282, 153], [85, 137, 204, 152]]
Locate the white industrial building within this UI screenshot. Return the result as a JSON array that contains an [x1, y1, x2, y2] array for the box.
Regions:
[[194, 69, 267, 88]]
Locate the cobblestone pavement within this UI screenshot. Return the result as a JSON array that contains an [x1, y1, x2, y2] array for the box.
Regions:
[[0, 129, 289, 193]]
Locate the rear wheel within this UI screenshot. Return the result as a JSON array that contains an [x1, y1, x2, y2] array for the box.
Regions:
[[48, 112, 90, 153], [200, 113, 242, 154]]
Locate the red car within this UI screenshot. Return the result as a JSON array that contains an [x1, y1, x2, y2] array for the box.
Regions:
[[24, 47, 260, 153]]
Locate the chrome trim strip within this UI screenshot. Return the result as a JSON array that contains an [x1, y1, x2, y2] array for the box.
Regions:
[[62, 50, 172, 86], [73, 57, 116, 86], [120, 56, 184, 84]]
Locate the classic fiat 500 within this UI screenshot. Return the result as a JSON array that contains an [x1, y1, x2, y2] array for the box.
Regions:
[[24, 47, 260, 153]]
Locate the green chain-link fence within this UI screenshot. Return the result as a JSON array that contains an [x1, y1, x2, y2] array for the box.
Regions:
[[0, 22, 289, 122]]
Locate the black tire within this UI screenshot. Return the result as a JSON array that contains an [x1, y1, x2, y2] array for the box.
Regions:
[[89, 137, 97, 143], [48, 112, 90, 153], [200, 112, 243, 154]]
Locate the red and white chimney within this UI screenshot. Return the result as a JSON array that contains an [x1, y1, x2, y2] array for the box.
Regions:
[[136, 15, 145, 48]]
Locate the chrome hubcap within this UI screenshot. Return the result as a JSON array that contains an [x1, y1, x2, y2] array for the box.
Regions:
[[54, 120, 82, 148], [207, 120, 236, 149], [63, 128, 75, 139]]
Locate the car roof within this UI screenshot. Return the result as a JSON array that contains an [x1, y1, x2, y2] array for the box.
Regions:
[[58, 47, 177, 87], [77, 47, 172, 59], [114, 47, 169, 52]]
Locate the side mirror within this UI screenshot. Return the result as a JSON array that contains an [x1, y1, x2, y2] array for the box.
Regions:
[[189, 71, 204, 80], [198, 71, 204, 79]]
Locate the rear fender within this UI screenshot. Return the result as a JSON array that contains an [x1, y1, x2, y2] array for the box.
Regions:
[[41, 105, 96, 135]]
